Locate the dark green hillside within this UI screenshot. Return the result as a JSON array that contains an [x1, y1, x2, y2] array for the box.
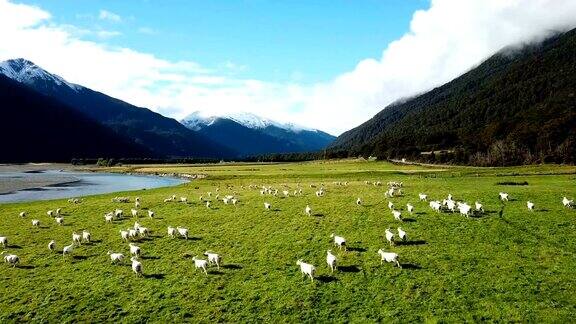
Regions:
[[331, 29, 576, 165]]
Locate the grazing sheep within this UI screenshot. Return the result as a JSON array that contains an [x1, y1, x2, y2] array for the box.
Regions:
[[296, 260, 316, 281], [72, 232, 82, 245], [129, 243, 141, 256], [104, 213, 114, 223], [19, 211, 26, 218], [305, 205, 312, 216], [114, 209, 123, 218], [392, 210, 403, 221], [167, 226, 177, 238], [134, 221, 141, 230], [131, 257, 143, 276], [48, 240, 55, 251], [135, 201, 141, 209], [131, 209, 138, 217], [119, 230, 129, 241], [407, 203, 414, 214], [562, 197, 574, 208], [62, 243, 74, 256], [527, 201, 535, 211], [330, 234, 347, 251], [128, 229, 139, 240], [206, 201, 211, 209], [177, 227, 188, 240], [388, 201, 394, 210], [108, 251, 125, 264], [138, 227, 149, 237], [385, 228, 395, 245], [0, 237, 7, 247], [56, 208, 62, 216], [499, 192, 509, 201], [283, 190, 290, 197], [377, 249, 401, 268], [82, 230, 91, 243], [264, 202, 271, 210], [148, 210, 154, 218], [55, 217, 64, 226], [397, 227, 407, 241], [356, 198, 362, 206], [458, 203, 472, 218], [430, 201, 442, 213], [2, 252, 19, 267], [475, 201, 484, 212], [47, 210, 54, 217], [326, 250, 337, 273], [204, 252, 221, 270], [192, 257, 208, 275], [419, 193, 428, 201], [231, 198, 238, 206], [32, 219, 40, 227]]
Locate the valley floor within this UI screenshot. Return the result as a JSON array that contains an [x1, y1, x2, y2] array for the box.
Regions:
[[1, 160, 575, 322]]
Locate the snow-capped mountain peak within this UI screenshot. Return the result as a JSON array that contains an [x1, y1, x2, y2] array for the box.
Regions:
[[181, 111, 316, 133], [0, 58, 81, 91]]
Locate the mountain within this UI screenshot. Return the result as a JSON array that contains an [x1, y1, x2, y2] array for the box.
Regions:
[[330, 29, 576, 165], [0, 74, 150, 162], [181, 112, 336, 156], [0, 59, 236, 159]]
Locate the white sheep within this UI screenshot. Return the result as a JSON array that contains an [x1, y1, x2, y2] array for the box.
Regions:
[[131, 257, 143, 276], [47, 210, 54, 217], [204, 252, 221, 270], [264, 202, 271, 210], [104, 213, 114, 223], [32, 219, 40, 227], [283, 190, 290, 197], [72, 232, 82, 245], [108, 251, 125, 264], [296, 259, 316, 281], [377, 249, 401, 268], [56, 208, 62, 216], [114, 209, 123, 218], [19, 211, 26, 218], [385, 228, 395, 245], [326, 250, 337, 273], [475, 201, 484, 212], [148, 210, 154, 218], [305, 205, 312, 216], [128, 229, 138, 240], [527, 201, 535, 211], [407, 203, 414, 214], [135, 201, 141, 209], [356, 198, 362, 206], [231, 198, 238, 206], [134, 221, 141, 230], [138, 227, 149, 237], [388, 201, 394, 210], [48, 240, 55, 251], [499, 192, 509, 201], [177, 227, 188, 239], [192, 256, 208, 275], [419, 193, 428, 201], [330, 233, 346, 251], [82, 230, 91, 243], [55, 217, 64, 226], [206, 201, 211, 209], [167, 226, 177, 238], [62, 243, 74, 256], [119, 230, 129, 241], [0, 237, 7, 247], [458, 203, 472, 218], [129, 243, 141, 256], [392, 210, 402, 221], [2, 252, 19, 267], [430, 201, 442, 212], [562, 197, 573, 207], [131, 209, 138, 217], [398, 227, 407, 241]]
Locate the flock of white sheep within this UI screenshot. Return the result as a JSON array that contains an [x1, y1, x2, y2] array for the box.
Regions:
[[2, 180, 575, 284]]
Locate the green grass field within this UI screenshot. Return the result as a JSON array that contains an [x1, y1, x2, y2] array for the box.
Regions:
[[1, 160, 576, 322]]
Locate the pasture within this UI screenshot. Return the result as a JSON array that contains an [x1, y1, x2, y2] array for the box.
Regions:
[[1, 160, 575, 322]]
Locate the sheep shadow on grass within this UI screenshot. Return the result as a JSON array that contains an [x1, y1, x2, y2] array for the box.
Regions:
[[347, 247, 367, 253], [316, 275, 337, 283], [72, 255, 89, 261], [397, 240, 427, 246], [222, 264, 242, 270], [313, 213, 324, 217], [401, 263, 422, 270], [8, 245, 23, 249], [209, 270, 225, 275], [17, 265, 35, 270], [415, 212, 426, 215], [402, 218, 416, 223], [144, 273, 166, 280], [141, 255, 161, 260], [339, 265, 361, 273]]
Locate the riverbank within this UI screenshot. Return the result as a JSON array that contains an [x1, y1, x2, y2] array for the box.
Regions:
[[0, 163, 83, 194]]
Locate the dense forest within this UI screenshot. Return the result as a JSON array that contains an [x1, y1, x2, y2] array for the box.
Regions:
[[330, 29, 576, 166]]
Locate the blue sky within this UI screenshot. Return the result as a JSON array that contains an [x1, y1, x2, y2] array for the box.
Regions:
[[25, 0, 427, 84]]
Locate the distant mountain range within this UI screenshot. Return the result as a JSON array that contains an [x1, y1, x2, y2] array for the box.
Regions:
[[180, 112, 335, 156], [330, 28, 576, 165]]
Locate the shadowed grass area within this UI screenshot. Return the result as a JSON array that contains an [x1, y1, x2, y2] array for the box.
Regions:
[[1, 160, 575, 322]]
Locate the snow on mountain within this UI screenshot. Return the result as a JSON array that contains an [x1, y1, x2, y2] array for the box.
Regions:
[[0, 58, 81, 91], [181, 111, 317, 133]]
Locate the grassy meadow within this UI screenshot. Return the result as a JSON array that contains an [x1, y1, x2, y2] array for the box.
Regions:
[[1, 160, 576, 322]]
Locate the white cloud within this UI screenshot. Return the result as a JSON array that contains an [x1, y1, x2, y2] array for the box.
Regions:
[[1, 0, 576, 135], [98, 9, 122, 23]]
